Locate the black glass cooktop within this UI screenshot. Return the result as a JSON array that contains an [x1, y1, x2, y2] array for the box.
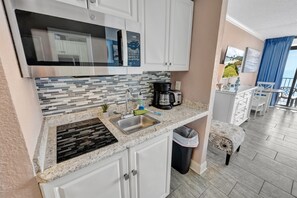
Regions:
[[56, 118, 118, 163]]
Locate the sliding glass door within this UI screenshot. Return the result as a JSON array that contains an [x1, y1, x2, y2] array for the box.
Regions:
[[277, 48, 297, 108]]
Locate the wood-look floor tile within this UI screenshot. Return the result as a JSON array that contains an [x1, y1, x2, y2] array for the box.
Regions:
[[275, 153, 297, 169], [170, 169, 182, 192], [199, 185, 228, 198], [174, 169, 210, 197], [208, 172, 236, 195], [266, 137, 297, 151], [243, 137, 297, 160], [292, 181, 297, 197], [241, 140, 277, 159], [254, 154, 297, 181], [259, 182, 294, 198], [168, 183, 196, 198], [243, 127, 285, 140], [232, 155, 293, 193], [208, 155, 264, 193], [284, 136, 297, 144], [229, 183, 263, 198], [237, 146, 257, 160]]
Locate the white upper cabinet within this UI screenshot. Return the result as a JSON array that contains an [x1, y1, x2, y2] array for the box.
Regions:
[[55, 0, 88, 8], [168, 0, 194, 71], [140, 0, 194, 72], [88, 0, 138, 21], [139, 0, 169, 71]]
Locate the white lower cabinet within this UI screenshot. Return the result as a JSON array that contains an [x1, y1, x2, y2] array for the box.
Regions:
[[40, 132, 173, 198], [40, 151, 130, 198], [129, 132, 173, 198]]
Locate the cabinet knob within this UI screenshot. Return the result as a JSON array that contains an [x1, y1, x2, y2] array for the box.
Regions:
[[169, 62, 172, 66], [89, 0, 96, 3], [132, 170, 138, 176], [90, 14, 96, 20], [164, 62, 168, 66], [124, 173, 130, 180]]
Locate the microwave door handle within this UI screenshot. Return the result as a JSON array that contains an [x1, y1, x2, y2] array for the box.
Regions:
[[117, 30, 123, 65], [122, 30, 128, 66]]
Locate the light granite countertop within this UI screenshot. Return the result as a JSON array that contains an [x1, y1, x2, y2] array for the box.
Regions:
[[34, 100, 209, 183]]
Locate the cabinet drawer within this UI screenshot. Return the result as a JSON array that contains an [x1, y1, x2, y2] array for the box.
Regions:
[[235, 93, 245, 100]]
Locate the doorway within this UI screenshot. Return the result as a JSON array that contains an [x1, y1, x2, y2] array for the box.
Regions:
[[277, 47, 297, 108]]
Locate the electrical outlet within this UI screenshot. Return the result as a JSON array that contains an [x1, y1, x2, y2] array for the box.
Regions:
[[175, 81, 181, 91]]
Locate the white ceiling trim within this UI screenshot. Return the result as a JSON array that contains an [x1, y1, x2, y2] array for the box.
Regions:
[[226, 15, 265, 41]]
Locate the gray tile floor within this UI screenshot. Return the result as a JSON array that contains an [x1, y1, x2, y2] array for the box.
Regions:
[[168, 107, 297, 198]]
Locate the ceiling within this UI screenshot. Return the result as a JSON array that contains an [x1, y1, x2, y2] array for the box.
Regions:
[[227, 0, 297, 40]]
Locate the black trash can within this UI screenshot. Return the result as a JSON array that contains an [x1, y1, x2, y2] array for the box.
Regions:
[[171, 126, 199, 174]]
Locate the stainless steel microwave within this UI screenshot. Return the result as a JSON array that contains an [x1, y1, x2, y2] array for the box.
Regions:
[[3, 0, 141, 77]]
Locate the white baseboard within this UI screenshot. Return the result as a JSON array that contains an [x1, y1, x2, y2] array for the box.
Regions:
[[190, 160, 207, 174]]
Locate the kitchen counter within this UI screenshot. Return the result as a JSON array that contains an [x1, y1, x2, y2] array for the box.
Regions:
[[34, 100, 209, 183]]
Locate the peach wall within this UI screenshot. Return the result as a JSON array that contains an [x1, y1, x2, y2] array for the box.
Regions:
[[221, 21, 264, 85], [171, 0, 228, 169], [0, 60, 42, 197], [0, 1, 43, 161]]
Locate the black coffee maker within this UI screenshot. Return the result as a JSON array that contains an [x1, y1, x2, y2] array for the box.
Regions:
[[152, 82, 175, 110]]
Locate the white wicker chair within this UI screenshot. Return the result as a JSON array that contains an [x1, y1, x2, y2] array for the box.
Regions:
[[256, 82, 275, 111], [250, 87, 266, 118]]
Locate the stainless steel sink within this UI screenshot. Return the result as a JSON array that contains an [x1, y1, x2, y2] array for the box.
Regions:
[[110, 115, 160, 134]]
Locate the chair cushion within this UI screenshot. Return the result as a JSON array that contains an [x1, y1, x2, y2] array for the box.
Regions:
[[209, 120, 245, 155]]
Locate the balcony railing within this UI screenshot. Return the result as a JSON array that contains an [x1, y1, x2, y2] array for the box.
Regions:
[[281, 78, 294, 88], [278, 77, 297, 106]]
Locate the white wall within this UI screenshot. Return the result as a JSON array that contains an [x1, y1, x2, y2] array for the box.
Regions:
[[0, 1, 43, 161]]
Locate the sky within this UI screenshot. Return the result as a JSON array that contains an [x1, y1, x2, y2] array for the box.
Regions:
[[283, 49, 297, 78]]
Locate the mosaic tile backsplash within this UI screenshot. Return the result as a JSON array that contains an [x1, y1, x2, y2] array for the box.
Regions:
[[35, 72, 171, 116]]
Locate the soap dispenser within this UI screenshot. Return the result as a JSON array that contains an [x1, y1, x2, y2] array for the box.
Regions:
[[138, 92, 145, 110]]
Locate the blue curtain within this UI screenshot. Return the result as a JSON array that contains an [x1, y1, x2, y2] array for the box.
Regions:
[[256, 36, 295, 106]]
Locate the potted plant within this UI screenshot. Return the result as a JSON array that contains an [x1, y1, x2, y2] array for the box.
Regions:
[[101, 103, 109, 118]]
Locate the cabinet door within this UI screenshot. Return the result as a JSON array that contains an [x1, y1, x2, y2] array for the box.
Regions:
[[129, 132, 173, 198], [168, 0, 193, 71], [55, 0, 87, 8], [88, 0, 138, 21], [140, 0, 170, 71], [40, 151, 130, 198]]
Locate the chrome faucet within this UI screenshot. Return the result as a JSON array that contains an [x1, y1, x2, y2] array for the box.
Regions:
[[124, 88, 134, 117], [114, 88, 136, 119]]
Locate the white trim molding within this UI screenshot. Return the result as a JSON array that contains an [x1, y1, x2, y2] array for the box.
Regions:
[[226, 15, 265, 41], [190, 160, 207, 175]]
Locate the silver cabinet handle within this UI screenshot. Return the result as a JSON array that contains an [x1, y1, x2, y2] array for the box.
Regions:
[[124, 173, 129, 180], [132, 170, 138, 176], [89, 0, 96, 3]]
